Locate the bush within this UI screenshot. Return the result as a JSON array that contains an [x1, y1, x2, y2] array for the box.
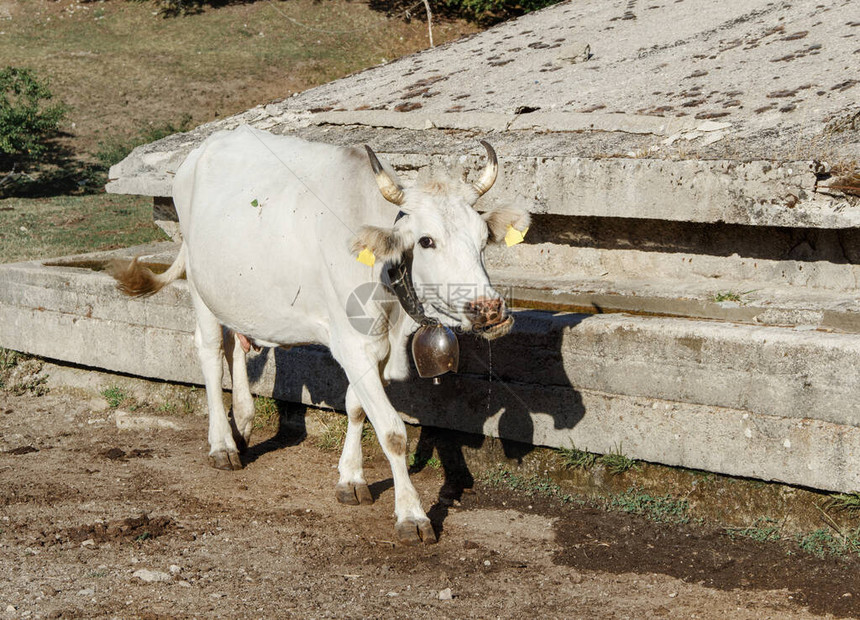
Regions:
[[438, 0, 561, 23], [126, 0, 206, 18], [0, 67, 66, 170]]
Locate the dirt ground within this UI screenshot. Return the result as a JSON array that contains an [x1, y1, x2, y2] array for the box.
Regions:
[[1, 386, 859, 620]]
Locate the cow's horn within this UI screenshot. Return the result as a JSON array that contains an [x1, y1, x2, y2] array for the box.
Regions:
[[365, 145, 405, 206], [473, 140, 498, 197]]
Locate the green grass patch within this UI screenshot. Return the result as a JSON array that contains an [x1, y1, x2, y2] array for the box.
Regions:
[[601, 444, 638, 475], [0, 347, 48, 395], [0, 348, 22, 371], [557, 444, 598, 470], [316, 414, 348, 452], [725, 517, 784, 543], [713, 291, 742, 303], [157, 402, 177, 414], [796, 528, 860, 558], [826, 492, 860, 514], [101, 385, 129, 409], [315, 413, 376, 454], [557, 443, 638, 475], [180, 387, 198, 416], [606, 487, 691, 524], [408, 451, 442, 470], [712, 290, 756, 304], [253, 396, 279, 430], [725, 517, 860, 558], [481, 466, 693, 525], [480, 465, 579, 504], [0, 193, 168, 263]]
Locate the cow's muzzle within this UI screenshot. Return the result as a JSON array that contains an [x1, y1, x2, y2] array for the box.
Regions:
[[467, 298, 514, 340]]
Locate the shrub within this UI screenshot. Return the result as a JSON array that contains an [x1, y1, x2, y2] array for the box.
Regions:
[[438, 0, 562, 24], [0, 67, 66, 169]]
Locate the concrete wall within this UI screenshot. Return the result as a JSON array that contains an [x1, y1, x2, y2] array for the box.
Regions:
[[6, 0, 860, 494], [2, 249, 859, 493]]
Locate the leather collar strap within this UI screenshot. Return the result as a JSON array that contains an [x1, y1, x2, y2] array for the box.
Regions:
[[387, 210, 432, 325], [387, 254, 428, 324]]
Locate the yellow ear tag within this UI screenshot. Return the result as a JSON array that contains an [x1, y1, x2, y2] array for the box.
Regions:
[[357, 247, 376, 267], [504, 225, 528, 247]]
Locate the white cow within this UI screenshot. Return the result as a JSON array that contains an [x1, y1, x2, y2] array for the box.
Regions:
[[111, 125, 529, 544]]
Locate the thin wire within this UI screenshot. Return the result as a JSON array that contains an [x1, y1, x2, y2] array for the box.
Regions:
[[266, 0, 429, 36], [241, 125, 390, 390], [241, 125, 360, 238], [467, 349, 532, 415]]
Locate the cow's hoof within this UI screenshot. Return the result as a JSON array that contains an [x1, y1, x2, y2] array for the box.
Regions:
[[208, 450, 242, 471], [335, 482, 374, 505], [395, 518, 437, 545]]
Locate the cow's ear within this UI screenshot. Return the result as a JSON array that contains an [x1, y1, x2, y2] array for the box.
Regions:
[[483, 205, 531, 244], [351, 225, 408, 262]]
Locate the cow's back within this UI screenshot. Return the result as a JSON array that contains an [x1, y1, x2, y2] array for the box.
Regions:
[[171, 126, 389, 347]]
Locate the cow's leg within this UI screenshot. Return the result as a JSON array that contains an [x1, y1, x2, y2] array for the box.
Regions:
[[335, 385, 374, 505], [190, 289, 242, 471], [340, 360, 436, 545], [224, 331, 256, 453]]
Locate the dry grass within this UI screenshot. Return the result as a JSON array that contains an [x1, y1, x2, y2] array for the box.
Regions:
[[0, 0, 477, 156], [0, 0, 478, 261]]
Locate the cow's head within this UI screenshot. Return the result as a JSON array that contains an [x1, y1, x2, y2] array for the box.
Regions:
[[353, 142, 529, 339]]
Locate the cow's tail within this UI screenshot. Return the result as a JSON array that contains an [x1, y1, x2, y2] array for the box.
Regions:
[[109, 243, 187, 298]]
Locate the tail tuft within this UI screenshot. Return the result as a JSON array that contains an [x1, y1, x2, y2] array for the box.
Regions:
[[108, 257, 165, 297]]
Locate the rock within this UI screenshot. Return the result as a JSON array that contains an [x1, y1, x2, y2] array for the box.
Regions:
[[556, 42, 591, 64], [87, 397, 110, 413], [132, 569, 171, 583], [699, 131, 726, 146], [437, 588, 454, 601], [115, 411, 181, 431], [696, 121, 732, 132], [168, 564, 181, 574], [662, 133, 681, 146]]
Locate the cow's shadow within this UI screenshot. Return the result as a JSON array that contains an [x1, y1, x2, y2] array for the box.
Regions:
[[386, 311, 585, 535], [240, 399, 307, 467], [241, 310, 586, 538]]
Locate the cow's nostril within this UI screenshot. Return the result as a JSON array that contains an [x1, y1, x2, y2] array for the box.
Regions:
[[467, 297, 505, 326]]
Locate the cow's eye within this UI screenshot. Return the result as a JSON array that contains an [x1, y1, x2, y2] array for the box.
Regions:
[[418, 236, 435, 249]]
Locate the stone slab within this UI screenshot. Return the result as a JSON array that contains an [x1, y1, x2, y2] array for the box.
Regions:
[[105, 0, 860, 227], [272, 0, 860, 163], [105, 122, 858, 229]]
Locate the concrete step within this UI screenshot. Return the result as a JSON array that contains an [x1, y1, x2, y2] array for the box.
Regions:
[[1, 244, 859, 492], [36, 242, 860, 332]]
